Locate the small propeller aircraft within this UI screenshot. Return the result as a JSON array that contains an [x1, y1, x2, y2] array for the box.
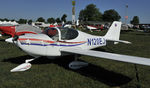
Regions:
[[0, 24, 42, 37], [86, 25, 99, 32], [5, 21, 150, 72]]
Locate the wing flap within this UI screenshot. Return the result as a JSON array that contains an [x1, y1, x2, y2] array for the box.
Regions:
[[61, 48, 150, 66]]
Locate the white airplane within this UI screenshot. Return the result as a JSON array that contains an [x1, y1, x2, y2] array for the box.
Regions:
[[5, 21, 150, 72], [87, 25, 99, 32]]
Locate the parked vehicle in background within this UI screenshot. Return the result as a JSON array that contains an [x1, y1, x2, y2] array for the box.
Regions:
[[139, 24, 150, 33]]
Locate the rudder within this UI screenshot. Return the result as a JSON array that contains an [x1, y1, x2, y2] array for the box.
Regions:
[[104, 21, 122, 40]]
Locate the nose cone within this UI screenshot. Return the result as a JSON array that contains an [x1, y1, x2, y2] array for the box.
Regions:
[[5, 37, 13, 43]]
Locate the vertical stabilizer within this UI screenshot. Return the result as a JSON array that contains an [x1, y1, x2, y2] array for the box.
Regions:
[[104, 21, 122, 40]]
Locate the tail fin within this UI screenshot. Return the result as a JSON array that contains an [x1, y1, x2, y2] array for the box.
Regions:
[[104, 21, 131, 44], [104, 21, 122, 40]]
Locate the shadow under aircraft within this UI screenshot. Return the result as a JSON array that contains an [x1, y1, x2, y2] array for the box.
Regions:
[[3, 55, 132, 87]]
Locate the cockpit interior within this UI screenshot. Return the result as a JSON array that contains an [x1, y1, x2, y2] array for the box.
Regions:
[[43, 27, 79, 41]]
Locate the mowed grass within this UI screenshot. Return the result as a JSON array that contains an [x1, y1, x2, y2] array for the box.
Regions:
[[0, 30, 150, 88]]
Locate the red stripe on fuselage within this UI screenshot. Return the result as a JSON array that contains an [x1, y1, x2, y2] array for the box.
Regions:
[[18, 38, 86, 44], [18, 38, 55, 43]]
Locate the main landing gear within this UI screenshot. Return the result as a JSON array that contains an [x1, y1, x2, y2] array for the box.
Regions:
[[10, 55, 89, 72], [68, 55, 88, 70], [10, 57, 39, 72]]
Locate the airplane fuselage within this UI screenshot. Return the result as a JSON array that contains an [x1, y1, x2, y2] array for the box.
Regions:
[[6, 21, 150, 72], [17, 30, 106, 57]]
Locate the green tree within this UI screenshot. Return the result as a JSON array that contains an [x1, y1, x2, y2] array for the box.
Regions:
[[55, 18, 61, 23], [18, 19, 27, 24], [3, 18, 9, 21], [103, 9, 121, 22], [61, 14, 67, 22], [130, 16, 139, 24], [79, 10, 86, 21], [0, 18, 9, 21], [10, 19, 15, 21], [36, 17, 45, 22], [47, 17, 55, 24], [0, 18, 4, 21], [79, 4, 102, 21], [28, 19, 33, 25]]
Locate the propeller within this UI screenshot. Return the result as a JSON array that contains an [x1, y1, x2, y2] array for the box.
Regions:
[[12, 35, 19, 42], [5, 35, 19, 44]]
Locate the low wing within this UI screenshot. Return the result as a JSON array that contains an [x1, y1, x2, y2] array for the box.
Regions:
[[61, 48, 150, 66]]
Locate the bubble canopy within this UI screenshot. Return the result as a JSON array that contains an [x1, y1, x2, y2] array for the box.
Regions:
[[43, 27, 79, 40]]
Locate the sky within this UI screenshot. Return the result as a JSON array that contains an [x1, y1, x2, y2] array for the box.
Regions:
[[0, 0, 150, 23]]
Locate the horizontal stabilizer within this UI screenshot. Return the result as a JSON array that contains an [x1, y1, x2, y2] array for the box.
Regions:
[[106, 39, 131, 44], [61, 48, 150, 66]]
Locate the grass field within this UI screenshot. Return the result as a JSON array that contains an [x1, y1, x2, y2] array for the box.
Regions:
[[0, 30, 150, 88]]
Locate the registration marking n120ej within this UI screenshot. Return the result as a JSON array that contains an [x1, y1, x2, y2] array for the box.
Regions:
[[87, 38, 106, 46]]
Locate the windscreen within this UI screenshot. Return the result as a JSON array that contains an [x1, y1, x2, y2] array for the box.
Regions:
[[59, 27, 79, 40]]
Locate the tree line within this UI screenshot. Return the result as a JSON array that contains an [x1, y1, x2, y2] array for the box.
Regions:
[[79, 4, 139, 24], [0, 14, 67, 24], [79, 4, 121, 22], [0, 4, 139, 24]]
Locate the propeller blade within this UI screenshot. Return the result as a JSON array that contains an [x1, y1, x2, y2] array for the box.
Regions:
[[13, 35, 19, 41], [5, 35, 19, 43]]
